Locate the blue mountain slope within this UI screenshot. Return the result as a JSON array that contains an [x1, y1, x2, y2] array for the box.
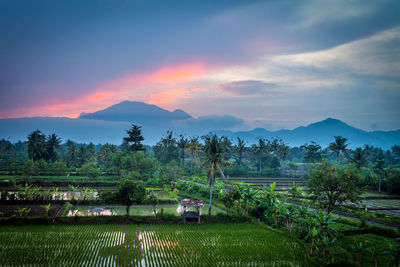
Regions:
[[79, 101, 191, 125], [0, 103, 399, 148]]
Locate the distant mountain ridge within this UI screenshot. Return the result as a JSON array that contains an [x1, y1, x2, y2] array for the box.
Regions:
[[79, 101, 192, 125], [214, 118, 400, 149], [0, 101, 399, 149]]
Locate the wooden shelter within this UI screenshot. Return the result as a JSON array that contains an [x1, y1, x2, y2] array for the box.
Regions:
[[180, 198, 204, 224]]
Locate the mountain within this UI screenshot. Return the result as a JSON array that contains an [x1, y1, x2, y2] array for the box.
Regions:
[[79, 101, 191, 126], [215, 118, 400, 149], [0, 102, 399, 149]]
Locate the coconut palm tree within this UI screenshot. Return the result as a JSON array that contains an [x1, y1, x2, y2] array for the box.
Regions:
[[349, 147, 369, 169], [328, 136, 348, 160], [253, 138, 268, 176], [27, 130, 47, 161], [46, 133, 62, 162], [234, 137, 246, 167], [185, 137, 202, 176], [200, 134, 229, 215], [177, 135, 188, 167]]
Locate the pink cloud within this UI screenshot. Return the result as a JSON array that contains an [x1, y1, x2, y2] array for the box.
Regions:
[[0, 62, 214, 118]]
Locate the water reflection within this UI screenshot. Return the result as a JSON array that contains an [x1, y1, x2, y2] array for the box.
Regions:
[[68, 203, 224, 217]]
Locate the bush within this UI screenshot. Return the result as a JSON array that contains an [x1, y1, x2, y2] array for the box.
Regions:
[[99, 190, 118, 204], [78, 163, 101, 179]]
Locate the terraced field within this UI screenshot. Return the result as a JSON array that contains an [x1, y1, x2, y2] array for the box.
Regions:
[[226, 177, 307, 188], [0, 223, 313, 266]]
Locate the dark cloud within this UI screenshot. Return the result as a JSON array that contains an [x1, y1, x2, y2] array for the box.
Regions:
[[219, 80, 277, 96]]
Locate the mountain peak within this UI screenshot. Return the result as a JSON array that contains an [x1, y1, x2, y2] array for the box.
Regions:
[[79, 101, 192, 123], [308, 118, 350, 128]]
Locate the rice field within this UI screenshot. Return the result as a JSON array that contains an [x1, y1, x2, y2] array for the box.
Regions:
[[0, 223, 313, 266], [362, 199, 400, 208]]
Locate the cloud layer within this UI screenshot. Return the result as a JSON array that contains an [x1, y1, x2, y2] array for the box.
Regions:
[[0, 0, 399, 131]]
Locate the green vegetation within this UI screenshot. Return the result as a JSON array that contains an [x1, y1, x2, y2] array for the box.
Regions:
[[1, 130, 400, 265], [0, 223, 313, 266]]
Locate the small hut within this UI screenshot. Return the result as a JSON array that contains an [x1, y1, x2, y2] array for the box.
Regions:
[[180, 198, 204, 224]]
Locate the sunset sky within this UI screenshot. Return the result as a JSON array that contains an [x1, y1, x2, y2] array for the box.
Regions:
[[1, 0, 399, 131]]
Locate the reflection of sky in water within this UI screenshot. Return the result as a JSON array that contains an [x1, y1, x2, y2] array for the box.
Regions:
[[3, 191, 98, 200], [68, 204, 223, 217]]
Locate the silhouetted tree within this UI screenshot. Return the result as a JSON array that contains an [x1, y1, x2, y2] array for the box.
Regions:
[[45, 134, 62, 162], [329, 136, 348, 160], [123, 124, 145, 152], [301, 141, 322, 163], [177, 135, 188, 167], [27, 130, 47, 161]]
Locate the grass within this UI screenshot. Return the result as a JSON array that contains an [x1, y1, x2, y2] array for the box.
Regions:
[[0, 223, 314, 266]]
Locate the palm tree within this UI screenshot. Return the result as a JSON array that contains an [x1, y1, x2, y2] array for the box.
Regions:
[[46, 133, 62, 162], [200, 134, 229, 215], [328, 136, 348, 160], [234, 137, 246, 166], [185, 137, 202, 176], [253, 138, 268, 176], [27, 130, 47, 161], [177, 135, 188, 167], [349, 147, 369, 169]]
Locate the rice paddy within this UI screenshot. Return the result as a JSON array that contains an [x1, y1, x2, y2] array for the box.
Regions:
[[0, 223, 313, 266]]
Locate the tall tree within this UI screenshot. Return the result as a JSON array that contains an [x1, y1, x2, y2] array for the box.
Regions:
[[177, 135, 188, 167], [201, 134, 229, 215], [253, 138, 268, 176], [98, 143, 118, 167], [87, 143, 96, 163], [65, 142, 79, 168], [27, 130, 47, 161], [154, 131, 179, 164], [308, 161, 362, 214], [234, 137, 246, 167], [117, 179, 146, 216], [328, 136, 348, 160], [301, 141, 322, 163], [45, 134, 62, 162], [185, 136, 202, 175], [349, 147, 369, 169], [123, 124, 145, 152]]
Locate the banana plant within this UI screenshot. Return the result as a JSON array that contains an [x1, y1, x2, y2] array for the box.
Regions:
[[40, 203, 51, 217], [52, 187, 60, 200], [16, 183, 32, 200], [14, 207, 31, 217], [69, 185, 79, 201], [350, 241, 369, 267], [31, 186, 42, 201]]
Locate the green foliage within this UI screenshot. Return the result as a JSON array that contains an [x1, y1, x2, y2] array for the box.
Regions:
[[113, 151, 158, 179], [27, 130, 47, 161], [117, 179, 146, 215], [123, 124, 145, 152], [301, 141, 322, 163], [386, 166, 400, 194], [154, 131, 179, 164], [78, 163, 101, 178], [0, 223, 313, 266], [14, 207, 31, 217], [40, 203, 51, 217], [307, 161, 363, 214]]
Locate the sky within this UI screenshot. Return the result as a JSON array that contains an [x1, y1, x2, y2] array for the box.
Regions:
[[0, 0, 399, 131]]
